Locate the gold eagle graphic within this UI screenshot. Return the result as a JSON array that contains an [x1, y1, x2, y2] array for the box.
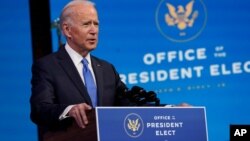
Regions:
[[127, 118, 140, 132], [165, 0, 198, 30]]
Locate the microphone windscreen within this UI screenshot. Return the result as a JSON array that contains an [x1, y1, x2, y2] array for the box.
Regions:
[[131, 86, 146, 95], [146, 91, 157, 101]]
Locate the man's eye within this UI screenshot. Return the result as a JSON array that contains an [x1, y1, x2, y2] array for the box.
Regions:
[[94, 22, 99, 26], [83, 23, 90, 26], [82, 21, 99, 27]]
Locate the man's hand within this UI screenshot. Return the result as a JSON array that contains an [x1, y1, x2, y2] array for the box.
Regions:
[[68, 103, 92, 128], [177, 102, 192, 107]]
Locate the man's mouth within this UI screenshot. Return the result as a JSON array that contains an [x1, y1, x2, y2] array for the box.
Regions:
[[87, 39, 96, 44]]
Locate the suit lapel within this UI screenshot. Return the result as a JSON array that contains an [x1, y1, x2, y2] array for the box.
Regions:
[[56, 47, 92, 104], [91, 56, 104, 106]]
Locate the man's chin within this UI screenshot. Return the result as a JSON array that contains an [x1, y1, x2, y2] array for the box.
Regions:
[[87, 46, 97, 51]]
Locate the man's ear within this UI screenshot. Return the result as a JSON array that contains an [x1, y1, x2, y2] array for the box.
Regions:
[[61, 22, 71, 38]]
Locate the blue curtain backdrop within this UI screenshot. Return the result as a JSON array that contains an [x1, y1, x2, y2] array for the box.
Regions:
[[0, 0, 249, 140]]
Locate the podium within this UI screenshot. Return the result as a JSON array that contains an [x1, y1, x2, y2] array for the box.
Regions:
[[96, 107, 208, 141], [42, 107, 208, 141], [43, 110, 97, 141]]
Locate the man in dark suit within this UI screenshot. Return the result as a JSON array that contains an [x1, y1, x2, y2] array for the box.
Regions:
[[30, 0, 130, 136]]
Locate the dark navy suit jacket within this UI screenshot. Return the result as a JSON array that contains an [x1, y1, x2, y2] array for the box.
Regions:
[[30, 46, 129, 130]]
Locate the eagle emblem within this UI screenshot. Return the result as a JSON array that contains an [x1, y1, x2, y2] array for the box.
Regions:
[[127, 118, 140, 133], [165, 0, 198, 30]]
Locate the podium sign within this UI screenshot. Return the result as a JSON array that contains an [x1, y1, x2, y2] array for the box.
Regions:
[[96, 107, 208, 141]]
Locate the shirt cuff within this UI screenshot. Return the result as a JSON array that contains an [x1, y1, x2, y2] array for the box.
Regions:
[[59, 105, 75, 120]]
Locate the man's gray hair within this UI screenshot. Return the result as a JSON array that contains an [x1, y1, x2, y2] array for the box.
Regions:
[[59, 0, 96, 29]]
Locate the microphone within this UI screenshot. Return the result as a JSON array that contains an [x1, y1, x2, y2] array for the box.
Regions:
[[126, 86, 147, 106], [131, 86, 147, 97], [146, 91, 160, 106], [116, 84, 138, 106], [145, 91, 157, 101], [130, 86, 160, 106]]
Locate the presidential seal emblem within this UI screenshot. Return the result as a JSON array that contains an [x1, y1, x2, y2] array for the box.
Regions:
[[124, 113, 144, 138], [155, 0, 207, 42]]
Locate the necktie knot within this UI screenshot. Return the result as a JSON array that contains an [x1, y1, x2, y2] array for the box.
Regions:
[[82, 58, 88, 65], [82, 57, 88, 66]]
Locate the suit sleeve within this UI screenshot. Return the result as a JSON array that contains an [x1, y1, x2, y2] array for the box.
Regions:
[[30, 60, 69, 127]]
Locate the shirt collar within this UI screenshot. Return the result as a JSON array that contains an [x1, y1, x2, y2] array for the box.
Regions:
[[65, 43, 92, 66]]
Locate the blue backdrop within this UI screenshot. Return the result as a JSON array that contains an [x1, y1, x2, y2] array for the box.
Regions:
[[0, 0, 37, 140], [0, 0, 249, 141], [50, 0, 250, 141]]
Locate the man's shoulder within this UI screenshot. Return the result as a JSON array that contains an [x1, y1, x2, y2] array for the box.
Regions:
[[34, 47, 67, 64], [91, 55, 113, 66], [32, 48, 66, 70]]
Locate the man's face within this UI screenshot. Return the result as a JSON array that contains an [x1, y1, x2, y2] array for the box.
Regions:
[[66, 4, 99, 54]]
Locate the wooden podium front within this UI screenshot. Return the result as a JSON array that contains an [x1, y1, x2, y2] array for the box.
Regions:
[[43, 110, 97, 141]]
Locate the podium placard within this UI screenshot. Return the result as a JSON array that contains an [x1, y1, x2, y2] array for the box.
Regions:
[[96, 107, 208, 141]]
